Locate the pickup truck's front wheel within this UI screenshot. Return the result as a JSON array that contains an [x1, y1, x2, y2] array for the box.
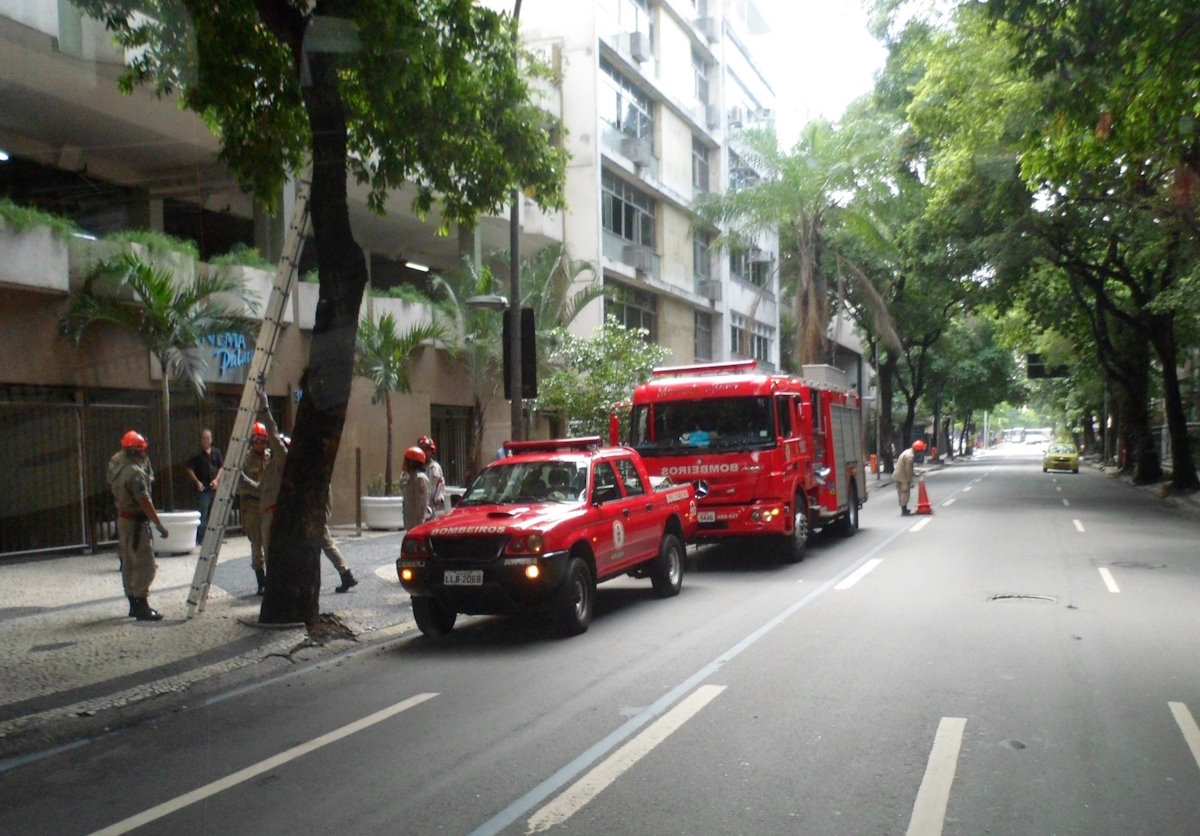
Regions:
[[555, 557, 594, 636], [412, 596, 457, 637], [650, 533, 684, 597]]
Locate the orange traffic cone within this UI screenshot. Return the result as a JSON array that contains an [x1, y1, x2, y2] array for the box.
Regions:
[[915, 476, 933, 515]]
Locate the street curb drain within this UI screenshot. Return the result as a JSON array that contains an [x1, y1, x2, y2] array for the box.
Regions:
[[989, 593, 1058, 603]]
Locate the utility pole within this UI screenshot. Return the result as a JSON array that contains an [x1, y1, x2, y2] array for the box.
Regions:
[[508, 0, 524, 441]]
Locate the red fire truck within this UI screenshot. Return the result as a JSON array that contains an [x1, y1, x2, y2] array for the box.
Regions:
[[612, 360, 866, 562]]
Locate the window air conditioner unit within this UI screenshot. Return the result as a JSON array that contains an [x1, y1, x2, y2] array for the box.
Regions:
[[620, 136, 654, 168], [751, 249, 773, 264], [624, 245, 655, 273], [699, 280, 722, 301], [727, 106, 744, 128], [630, 32, 652, 63], [699, 17, 720, 43], [706, 104, 721, 129]]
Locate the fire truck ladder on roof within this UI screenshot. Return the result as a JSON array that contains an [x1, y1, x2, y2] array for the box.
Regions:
[[185, 168, 312, 619]]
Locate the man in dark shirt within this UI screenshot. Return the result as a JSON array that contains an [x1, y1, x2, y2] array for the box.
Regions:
[[185, 428, 224, 543]]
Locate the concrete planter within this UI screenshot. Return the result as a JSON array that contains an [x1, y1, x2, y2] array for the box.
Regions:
[[361, 495, 405, 530], [0, 223, 69, 293], [152, 510, 201, 555]]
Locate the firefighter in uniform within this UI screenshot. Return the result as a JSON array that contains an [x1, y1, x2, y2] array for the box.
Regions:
[[401, 446, 432, 531], [895, 438, 926, 515], [239, 421, 270, 594], [108, 431, 168, 621], [417, 434, 445, 515]]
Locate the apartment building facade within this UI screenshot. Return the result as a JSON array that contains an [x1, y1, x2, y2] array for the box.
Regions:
[[509, 0, 782, 368]]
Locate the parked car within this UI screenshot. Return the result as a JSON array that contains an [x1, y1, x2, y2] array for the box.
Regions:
[[1024, 431, 1046, 445], [1043, 442, 1080, 473], [396, 437, 697, 637]]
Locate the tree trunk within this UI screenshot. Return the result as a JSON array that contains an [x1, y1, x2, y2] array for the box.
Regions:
[[1148, 317, 1200, 492], [260, 48, 367, 626], [384, 392, 394, 495]]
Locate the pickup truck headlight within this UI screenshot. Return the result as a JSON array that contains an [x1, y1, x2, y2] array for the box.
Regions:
[[504, 532, 545, 555], [402, 537, 430, 557]]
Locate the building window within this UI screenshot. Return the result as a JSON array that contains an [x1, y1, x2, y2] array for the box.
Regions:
[[730, 245, 769, 287], [607, 281, 658, 342], [693, 228, 713, 280], [694, 311, 713, 361], [692, 49, 709, 104], [752, 321, 773, 364], [602, 169, 655, 246], [615, 0, 653, 38], [692, 137, 710, 193], [729, 151, 760, 193], [600, 58, 653, 140], [731, 313, 747, 357]]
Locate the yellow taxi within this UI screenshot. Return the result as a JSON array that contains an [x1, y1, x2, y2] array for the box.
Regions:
[[1043, 442, 1080, 473]]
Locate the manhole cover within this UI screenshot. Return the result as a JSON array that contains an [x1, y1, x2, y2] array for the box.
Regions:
[[989, 593, 1058, 604]]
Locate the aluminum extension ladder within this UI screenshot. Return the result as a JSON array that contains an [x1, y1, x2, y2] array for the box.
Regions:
[[185, 171, 312, 618]]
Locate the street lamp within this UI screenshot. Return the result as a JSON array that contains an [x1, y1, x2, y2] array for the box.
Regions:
[[464, 294, 509, 312]]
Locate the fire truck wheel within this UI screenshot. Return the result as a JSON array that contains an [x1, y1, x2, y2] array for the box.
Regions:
[[837, 483, 860, 537], [779, 499, 809, 563], [412, 597, 457, 637], [555, 557, 595, 636], [650, 533, 685, 597]]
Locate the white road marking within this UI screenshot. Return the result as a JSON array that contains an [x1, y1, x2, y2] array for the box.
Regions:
[[943, 498, 956, 507], [962, 486, 972, 492], [910, 517, 933, 532], [835, 558, 884, 590], [907, 716, 967, 836], [1062, 499, 1070, 507], [1056, 486, 1062, 492], [1169, 702, 1200, 772], [525, 685, 726, 833], [1073, 519, 1085, 533], [1098, 567, 1120, 593], [89, 693, 438, 836]]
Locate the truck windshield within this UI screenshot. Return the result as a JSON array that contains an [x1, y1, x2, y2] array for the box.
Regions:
[[461, 460, 588, 505], [630, 396, 775, 454]]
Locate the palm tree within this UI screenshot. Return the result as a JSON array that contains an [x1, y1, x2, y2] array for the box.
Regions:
[[354, 312, 446, 494], [61, 252, 252, 509], [432, 244, 605, 470]]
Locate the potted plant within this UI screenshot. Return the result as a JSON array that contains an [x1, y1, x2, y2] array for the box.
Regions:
[[354, 310, 445, 529], [61, 251, 252, 552], [0, 198, 77, 294]]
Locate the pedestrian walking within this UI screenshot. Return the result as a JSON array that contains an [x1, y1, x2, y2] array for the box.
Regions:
[[402, 446, 432, 531], [417, 434, 445, 515], [239, 420, 269, 594], [184, 428, 223, 544], [107, 430, 169, 621], [895, 438, 926, 515]]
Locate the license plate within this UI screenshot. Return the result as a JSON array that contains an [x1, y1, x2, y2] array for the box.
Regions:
[[698, 511, 716, 523], [443, 569, 483, 586]]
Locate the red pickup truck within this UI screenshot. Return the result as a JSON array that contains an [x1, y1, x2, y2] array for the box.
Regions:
[[396, 437, 697, 637]]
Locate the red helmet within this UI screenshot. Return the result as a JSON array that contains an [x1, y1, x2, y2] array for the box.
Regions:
[[417, 434, 437, 454], [121, 430, 147, 451], [252, 422, 268, 440], [404, 446, 427, 465], [913, 439, 927, 452]]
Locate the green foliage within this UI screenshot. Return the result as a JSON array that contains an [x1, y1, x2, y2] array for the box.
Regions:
[[75, 1, 567, 223], [373, 283, 433, 305], [208, 242, 272, 268], [0, 198, 80, 238], [104, 228, 199, 259], [536, 316, 671, 438]]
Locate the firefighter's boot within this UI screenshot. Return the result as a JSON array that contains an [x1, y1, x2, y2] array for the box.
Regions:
[[255, 568, 266, 596], [335, 570, 359, 593], [132, 597, 163, 621]]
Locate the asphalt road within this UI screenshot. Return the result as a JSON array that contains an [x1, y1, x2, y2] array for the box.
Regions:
[[3, 445, 1199, 835]]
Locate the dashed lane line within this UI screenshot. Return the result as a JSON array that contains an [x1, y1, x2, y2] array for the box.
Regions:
[[1098, 567, 1120, 593], [909, 517, 933, 532], [1073, 519, 1086, 533], [1170, 702, 1200, 773], [834, 558, 883, 590], [525, 685, 726, 833], [89, 693, 438, 836], [907, 716, 967, 836]]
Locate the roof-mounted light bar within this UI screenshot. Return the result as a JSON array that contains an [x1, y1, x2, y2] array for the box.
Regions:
[[651, 359, 758, 378], [502, 436, 603, 455]]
